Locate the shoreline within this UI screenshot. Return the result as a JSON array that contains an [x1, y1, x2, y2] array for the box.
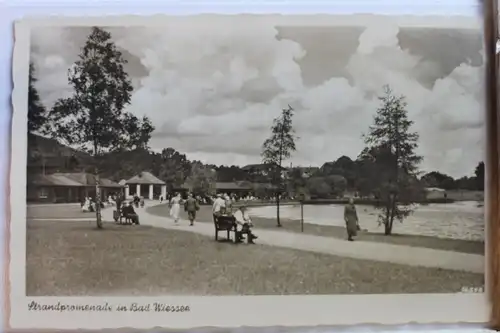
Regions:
[[204, 197, 483, 208], [146, 205, 484, 255]]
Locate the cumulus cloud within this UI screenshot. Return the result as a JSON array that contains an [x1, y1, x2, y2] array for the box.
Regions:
[[29, 16, 484, 178]]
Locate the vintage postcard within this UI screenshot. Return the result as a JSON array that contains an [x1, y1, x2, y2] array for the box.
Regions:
[[10, 14, 487, 329]]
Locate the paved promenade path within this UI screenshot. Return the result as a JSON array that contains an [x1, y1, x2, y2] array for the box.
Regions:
[[101, 203, 483, 274]]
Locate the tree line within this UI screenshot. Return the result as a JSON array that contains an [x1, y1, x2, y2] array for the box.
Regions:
[[28, 27, 483, 234]]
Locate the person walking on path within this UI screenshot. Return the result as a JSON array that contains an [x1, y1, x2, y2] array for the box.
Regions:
[[184, 193, 199, 226], [344, 197, 359, 241], [169, 193, 182, 224]]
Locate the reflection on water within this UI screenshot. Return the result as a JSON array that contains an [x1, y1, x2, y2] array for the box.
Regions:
[[249, 201, 484, 241]]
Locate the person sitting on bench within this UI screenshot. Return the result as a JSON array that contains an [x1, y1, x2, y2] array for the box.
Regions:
[[212, 193, 226, 223], [233, 205, 258, 244], [122, 201, 140, 225]]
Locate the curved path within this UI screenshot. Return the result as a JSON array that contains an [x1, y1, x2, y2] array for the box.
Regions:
[[101, 203, 484, 274]]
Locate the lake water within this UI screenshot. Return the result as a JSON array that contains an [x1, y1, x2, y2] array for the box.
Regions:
[[249, 201, 484, 241]]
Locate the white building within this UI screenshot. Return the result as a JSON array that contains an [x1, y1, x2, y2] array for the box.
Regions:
[[424, 187, 447, 199], [125, 172, 166, 200]]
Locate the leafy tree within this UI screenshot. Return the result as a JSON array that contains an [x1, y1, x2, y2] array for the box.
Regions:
[[286, 167, 308, 198], [98, 148, 153, 181], [28, 63, 47, 134], [158, 148, 191, 191], [320, 156, 357, 188], [185, 162, 216, 195], [455, 176, 479, 191], [324, 175, 347, 197], [123, 113, 155, 150], [46, 27, 154, 228], [355, 145, 391, 197], [216, 165, 248, 182], [363, 85, 423, 235], [261, 105, 297, 227], [421, 171, 456, 190], [475, 161, 485, 191], [306, 177, 332, 199]]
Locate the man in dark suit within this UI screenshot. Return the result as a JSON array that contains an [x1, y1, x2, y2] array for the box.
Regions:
[[184, 193, 199, 226], [122, 202, 140, 225]]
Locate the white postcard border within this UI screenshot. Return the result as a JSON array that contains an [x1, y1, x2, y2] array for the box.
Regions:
[[10, 15, 488, 329]]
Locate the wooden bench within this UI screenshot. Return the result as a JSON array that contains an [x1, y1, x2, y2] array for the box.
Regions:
[[120, 212, 133, 225], [113, 210, 133, 225], [214, 214, 237, 242]]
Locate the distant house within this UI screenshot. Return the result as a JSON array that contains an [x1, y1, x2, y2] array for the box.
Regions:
[[172, 181, 258, 197], [242, 163, 287, 180], [242, 164, 272, 175], [27, 172, 123, 203], [291, 166, 319, 178], [215, 181, 253, 195], [424, 187, 447, 199], [125, 172, 166, 200]]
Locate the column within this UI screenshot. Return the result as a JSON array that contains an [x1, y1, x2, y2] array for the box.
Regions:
[[136, 184, 141, 197], [125, 185, 130, 198], [161, 185, 167, 199], [149, 184, 154, 200]]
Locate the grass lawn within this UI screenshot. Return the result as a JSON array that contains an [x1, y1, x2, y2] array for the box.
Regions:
[[147, 205, 484, 255], [26, 220, 484, 296], [27, 204, 96, 219]]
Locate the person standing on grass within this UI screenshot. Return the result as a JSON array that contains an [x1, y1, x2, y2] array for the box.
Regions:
[[169, 193, 182, 224], [344, 197, 359, 241], [184, 193, 199, 226]]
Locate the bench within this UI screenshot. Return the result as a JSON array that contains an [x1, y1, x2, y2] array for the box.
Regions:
[[120, 212, 133, 225], [214, 214, 237, 242], [113, 210, 133, 225]]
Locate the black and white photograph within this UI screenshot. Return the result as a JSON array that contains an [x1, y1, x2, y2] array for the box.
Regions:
[[10, 14, 488, 328]]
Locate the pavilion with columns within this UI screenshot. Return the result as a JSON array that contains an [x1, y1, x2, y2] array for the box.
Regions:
[[124, 172, 166, 200]]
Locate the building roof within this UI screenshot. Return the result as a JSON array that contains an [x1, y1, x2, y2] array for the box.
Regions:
[[242, 163, 285, 171], [126, 172, 166, 185], [425, 187, 446, 192], [31, 173, 122, 188], [32, 174, 83, 187]]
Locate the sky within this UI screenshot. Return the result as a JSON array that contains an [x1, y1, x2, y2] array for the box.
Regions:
[[29, 15, 485, 178]]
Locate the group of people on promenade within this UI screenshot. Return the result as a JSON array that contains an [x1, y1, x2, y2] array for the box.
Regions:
[[112, 188, 360, 243], [165, 192, 258, 244], [168, 192, 199, 226], [81, 196, 105, 212], [212, 193, 258, 244]]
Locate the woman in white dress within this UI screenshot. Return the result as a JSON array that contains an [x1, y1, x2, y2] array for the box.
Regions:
[[169, 193, 182, 224], [81, 197, 91, 212]]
